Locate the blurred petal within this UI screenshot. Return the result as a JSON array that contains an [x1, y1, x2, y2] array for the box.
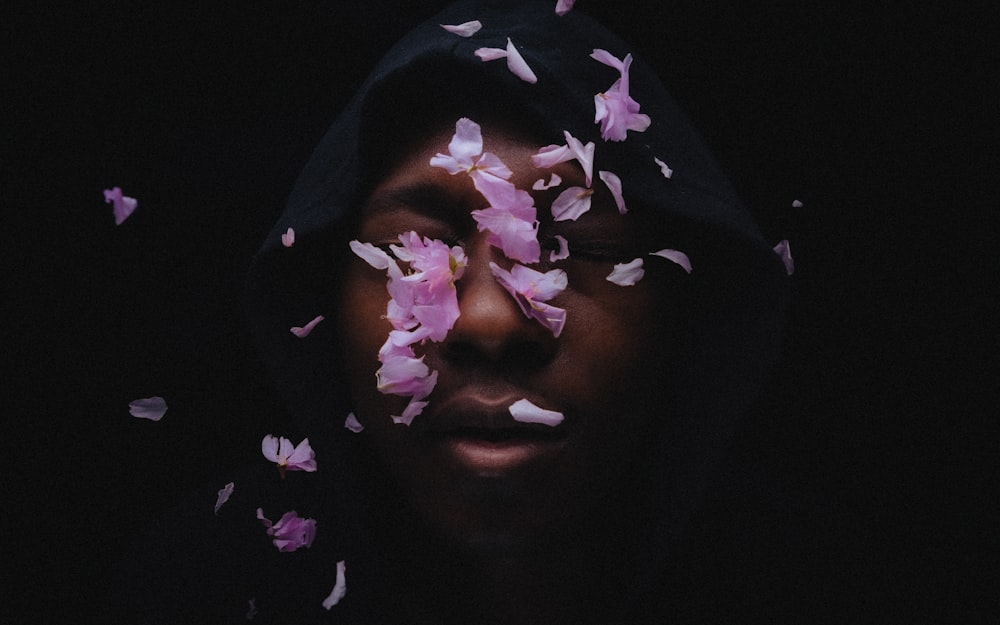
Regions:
[[291, 315, 325, 338], [792, 199, 804, 208], [607, 258, 645, 286], [103, 187, 138, 225], [322, 561, 348, 610], [653, 157, 673, 179], [128, 396, 167, 421], [509, 398, 564, 426], [440, 20, 482, 37], [344, 412, 364, 433], [555, 0, 576, 15], [773, 239, 794, 275], [598, 170, 627, 214], [281, 227, 295, 247], [650, 248, 693, 274], [214, 482, 234, 515]]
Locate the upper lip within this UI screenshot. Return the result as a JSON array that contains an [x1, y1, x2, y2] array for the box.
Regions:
[[418, 387, 567, 439]]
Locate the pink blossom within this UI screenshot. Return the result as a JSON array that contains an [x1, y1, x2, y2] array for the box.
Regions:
[[290, 315, 324, 338], [550, 186, 594, 221], [555, 0, 576, 15], [549, 235, 570, 262], [475, 38, 538, 84], [376, 336, 438, 399], [607, 258, 644, 286], [532, 173, 562, 190], [261, 435, 317, 475], [653, 157, 673, 179], [650, 248, 693, 274], [489, 262, 568, 337], [281, 227, 295, 247], [591, 49, 651, 141], [440, 20, 482, 37], [509, 398, 564, 426], [256, 508, 317, 552], [773, 240, 794, 275], [214, 482, 234, 515], [103, 187, 138, 225], [598, 170, 627, 214], [322, 561, 348, 609], [531, 131, 595, 186], [129, 396, 167, 421], [344, 412, 364, 433]]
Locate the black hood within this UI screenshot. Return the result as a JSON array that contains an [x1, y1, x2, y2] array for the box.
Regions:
[[246, 0, 789, 608]]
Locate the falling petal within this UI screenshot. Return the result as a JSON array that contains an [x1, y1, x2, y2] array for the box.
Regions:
[[344, 412, 364, 433], [549, 235, 570, 261], [214, 482, 234, 515], [440, 20, 482, 37], [650, 249, 693, 274], [653, 157, 673, 179], [503, 38, 538, 84], [474, 46, 508, 62], [103, 187, 138, 225], [349, 240, 394, 270], [392, 399, 429, 426], [792, 199, 804, 208], [555, 0, 576, 15], [607, 258, 645, 286], [322, 561, 348, 609], [281, 227, 295, 247], [532, 173, 562, 190], [550, 186, 594, 221], [509, 398, 564, 426], [773, 240, 794, 275], [598, 170, 627, 214], [291, 315, 325, 338], [128, 396, 167, 421]]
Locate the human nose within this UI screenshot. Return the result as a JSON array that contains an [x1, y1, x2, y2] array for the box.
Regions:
[[441, 235, 557, 367]]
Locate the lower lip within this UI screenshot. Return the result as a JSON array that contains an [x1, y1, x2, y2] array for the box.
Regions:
[[438, 436, 564, 473]]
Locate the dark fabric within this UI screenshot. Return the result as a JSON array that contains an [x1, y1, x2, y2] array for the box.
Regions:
[[101, 1, 895, 622]]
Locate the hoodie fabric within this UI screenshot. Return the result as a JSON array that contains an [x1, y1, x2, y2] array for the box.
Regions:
[[108, 2, 885, 623]]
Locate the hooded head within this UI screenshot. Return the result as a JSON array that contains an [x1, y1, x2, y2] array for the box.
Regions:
[[246, 0, 788, 614]]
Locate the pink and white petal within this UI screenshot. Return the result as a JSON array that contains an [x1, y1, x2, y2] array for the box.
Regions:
[[128, 396, 167, 421], [509, 398, 564, 426], [549, 234, 570, 261], [598, 170, 627, 214], [322, 561, 348, 610], [773, 240, 794, 275], [555, 0, 576, 15], [261, 435, 281, 463], [504, 38, 538, 84], [344, 412, 364, 433], [511, 264, 568, 301], [607, 258, 645, 286], [440, 20, 482, 37], [563, 131, 595, 186], [290, 315, 325, 338], [529, 301, 567, 338], [214, 482, 234, 515], [650, 248, 693, 274], [448, 117, 485, 165], [349, 240, 393, 270], [475, 46, 508, 62], [392, 399, 429, 426], [281, 227, 295, 247], [532, 173, 563, 190], [550, 186, 593, 221], [653, 157, 673, 179], [286, 438, 317, 472], [531, 143, 573, 169], [474, 151, 514, 180], [590, 48, 625, 71]]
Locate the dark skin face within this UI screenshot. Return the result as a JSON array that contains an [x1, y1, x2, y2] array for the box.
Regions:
[[337, 125, 682, 556]]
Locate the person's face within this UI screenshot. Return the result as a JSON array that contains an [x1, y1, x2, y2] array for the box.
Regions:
[[337, 125, 681, 549]]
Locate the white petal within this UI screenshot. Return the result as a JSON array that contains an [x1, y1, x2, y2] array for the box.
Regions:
[[598, 170, 626, 214], [349, 240, 393, 270], [440, 20, 482, 37], [590, 48, 625, 71], [391, 399, 429, 426], [607, 258, 645, 286], [504, 38, 538, 84], [322, 561, 348, 609], [550, 186, 593, 221], [475, 46, 508, 62], [650, 249, 693, 274], [281, 227, 295, 247], [792, 199, 804, 208], [653, 157, 673, 179], [214, 482, 234, 515], [128, 396, 167, 421], [509, 398, 564, 426], [344, 412, 364, 433]]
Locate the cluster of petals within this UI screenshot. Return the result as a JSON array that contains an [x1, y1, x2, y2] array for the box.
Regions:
[[607, 248, 693, 286], [489, 262, 568, 337], [103, 186, 138, 225], [261, 434, 317, 475], [531, 131, 630, 221], [256, 508, 317, 552], [591, 49, 651, 142], [474, 38, 538, 84]]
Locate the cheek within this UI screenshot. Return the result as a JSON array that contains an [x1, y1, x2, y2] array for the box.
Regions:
[[336, 266, 395, 413]]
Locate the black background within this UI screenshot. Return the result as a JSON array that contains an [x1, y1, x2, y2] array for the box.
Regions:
[[6, 1, 994, 621]]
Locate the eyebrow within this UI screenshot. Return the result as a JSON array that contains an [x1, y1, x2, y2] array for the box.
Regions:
[[363, 183, 470, 222]]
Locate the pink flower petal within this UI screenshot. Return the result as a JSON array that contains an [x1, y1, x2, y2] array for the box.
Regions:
[[489, 262, 568, 337], [653, 157, 673, 179], [598, 170, 627, 214], [607, 258, 645, 286], [503, 37, 538, 84], [509, 398, 564, 426], [261, 435, 317, 473], [214, 482, 234, 515], [532, 173, 563, 190], [257, 509, 317, 552], [773, 240, 794, 275], [650, 248, 693, 274], [549, 235, 570, 261], [128, 396, 167, 421], [555, 0, 576, 15], [792, 199, 804, 208], [290, 315, 325, 338], [474, 46, 508, 62], [103, 186, 138, 225], [281, 227, 295, 247], [392, 398, 429, 426], [440, 20, 482, 37], [550, 186, 594, 221], [322, 561, 348, 610], [344, 412, 364, 433]]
